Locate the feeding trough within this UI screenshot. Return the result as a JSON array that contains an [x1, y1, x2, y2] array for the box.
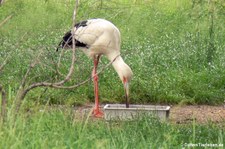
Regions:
[[104, 104, 170, 121]]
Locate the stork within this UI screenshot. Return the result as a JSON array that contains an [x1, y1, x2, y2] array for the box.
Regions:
[[57, 18, 133, 117]]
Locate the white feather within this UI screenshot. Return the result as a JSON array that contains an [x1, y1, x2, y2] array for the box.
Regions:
[[74, 19, 121, 58]]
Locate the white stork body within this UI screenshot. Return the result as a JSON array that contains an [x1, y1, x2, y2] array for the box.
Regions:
[[75, 19, 120, 57], [58, 18, 133, 117]]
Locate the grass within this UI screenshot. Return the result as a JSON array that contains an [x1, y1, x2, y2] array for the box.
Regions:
[[0, 108, 224, 149], [1, 0, 225, 105], [0, 0, 225, 147]]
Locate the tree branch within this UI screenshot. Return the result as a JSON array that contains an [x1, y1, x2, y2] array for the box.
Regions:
[[23, 54, 120, 92], [20, 50, 43, 88], [15, 0, 79, 112], [15, 0, 120, 113], [0, 55, 10, 73], [0, 15, 13, 28]]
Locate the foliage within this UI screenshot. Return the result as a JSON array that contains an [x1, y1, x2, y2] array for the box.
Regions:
[[0, 0, 225, 106], [0, 109, 224, 148], [0, 1, 225, 148]]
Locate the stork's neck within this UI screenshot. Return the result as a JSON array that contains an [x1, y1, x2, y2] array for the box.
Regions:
[[107, 54, 133, 83]]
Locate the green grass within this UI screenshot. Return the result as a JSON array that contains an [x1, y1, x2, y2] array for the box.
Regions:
[[0, 0, 225, 105], [1, 1, 225, 148], [0, 109, 224, 149]]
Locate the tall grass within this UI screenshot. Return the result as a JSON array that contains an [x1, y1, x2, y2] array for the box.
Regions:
[[0, 109, 224, 148], [0, 0, 224, 106], [1, 1, 225, 148]]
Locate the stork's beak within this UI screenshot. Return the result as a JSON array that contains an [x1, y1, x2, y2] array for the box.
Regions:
[[124, 81, 130, 108]]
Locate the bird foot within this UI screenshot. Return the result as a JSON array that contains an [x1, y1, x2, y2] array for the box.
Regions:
[[92, 108, 104, 118]]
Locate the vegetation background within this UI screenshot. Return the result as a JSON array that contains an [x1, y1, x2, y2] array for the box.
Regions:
[[0, 0, 224, 148], [1, 0, 225, 106]]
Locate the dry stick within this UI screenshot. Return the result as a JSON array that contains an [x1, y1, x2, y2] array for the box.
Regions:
[[0, 55, 9, 72], [18, 45, 120, 102], [16, 0, 79, 112], [0, 15, 13, 28], [52, 54, 120, 89], [17, 54, 119, 110], [0, 84, 6, 121], [56, 41, 68, 76], [57, 42, 65, 67], [57, 0, 78, 72], [0, 54, 10, 122], [55, 49, 66, 77], [23, 54, 120, 92], [42, 61, 64, 77], [53, 0, 78, 86], [0, 56, 9, 121], [55, 41, 77, 78], [14, 51, 43, 113], [56, 36, 79, 78], [16, 0, 119, 111], [20, 51, 43, 88]]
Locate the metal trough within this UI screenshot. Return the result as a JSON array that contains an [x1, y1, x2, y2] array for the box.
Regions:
[[104, 104, 170, 121]]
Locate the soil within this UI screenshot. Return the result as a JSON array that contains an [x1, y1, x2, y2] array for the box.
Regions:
[[40, 104, 225, 125], [169, 105, 225, 124], [79, 104, 225, 124]]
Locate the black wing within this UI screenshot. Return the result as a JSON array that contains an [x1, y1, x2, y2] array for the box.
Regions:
[[57, 20, 89, 51]]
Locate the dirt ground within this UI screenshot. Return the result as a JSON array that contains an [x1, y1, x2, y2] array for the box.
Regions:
[[82, 104, 225, 124], [43, 104, 225, 124], [169, 105, 225, 124]]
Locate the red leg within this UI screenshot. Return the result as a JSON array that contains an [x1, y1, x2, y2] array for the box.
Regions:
[[92, 55, 104, 118]]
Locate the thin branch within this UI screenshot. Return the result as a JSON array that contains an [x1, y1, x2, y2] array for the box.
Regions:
[[23, 54, 120, 92], [0, 15, 13, 28], [0, 55, 10, 72], [15, 0, 79, 111], [15, 0, 120, 113], [50, 0, 78, 86], [57, 54, 121, 89], [40, 59, 66, 80], [56, 48, 66, 76], [17, 54, 119, 103], [20, 50, 43, 88]]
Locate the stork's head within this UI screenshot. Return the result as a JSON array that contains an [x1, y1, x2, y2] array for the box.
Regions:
[[111, 55, 133, 108]]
